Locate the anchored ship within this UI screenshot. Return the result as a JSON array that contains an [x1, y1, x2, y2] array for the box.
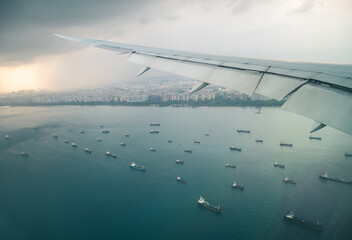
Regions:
[[130, 162, 146, 171], [225, 163, 236, 168], [198, 196, 222, 213], [237, 129, 250, 133], [283, 176, 296, 184], [120, 142, 126, 146], [53, 134, 58, 139], [204, 133, 210, 136], [284, 211, 322, 231], [80, 130, 85, 134], [229, 146, 241, 151], [21, 152, 29, 156], [71, 142, 78, 147], [274, 162, 285, 168], [105, 151, 117, 158], [149, 130, 159, 134], [184, 149, 192, 153], [97, 138, 102, 141], [150, 147, 156, 152], [176, 159, 184, 164], [309, 136, 322, 140], [255, 139, 263, 143], [150, 122, 160, 126], [168, 140, 172, 143], [102, 130, 110, 133], [176, 176, 186, 183], [280, 142, 293, 147], [232, 181, 244, 190], [124, 134, 130, 137], [5, 135, 11, 140], [64, 139, 69, 144], [345, 152, 352, 157], [319, 172, 352, 185], [84, 148, 92, 153]]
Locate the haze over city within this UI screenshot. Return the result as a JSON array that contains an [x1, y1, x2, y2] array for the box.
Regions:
[[1, 0, 351, 93]]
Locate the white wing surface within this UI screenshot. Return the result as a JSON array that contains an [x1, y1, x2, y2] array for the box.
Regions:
[[55, 34, 352, 135]]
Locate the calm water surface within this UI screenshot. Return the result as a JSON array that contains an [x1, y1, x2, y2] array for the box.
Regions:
[[0, 106, 351, 240]]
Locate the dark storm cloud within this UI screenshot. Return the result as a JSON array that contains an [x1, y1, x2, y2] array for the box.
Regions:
[[0, 0, 159, 65]]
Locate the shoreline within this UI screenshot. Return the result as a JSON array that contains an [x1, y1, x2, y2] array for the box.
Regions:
[[0, 100, 283, 108]]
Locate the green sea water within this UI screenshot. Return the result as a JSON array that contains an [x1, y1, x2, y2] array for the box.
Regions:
[[0, 106, 351, 240]]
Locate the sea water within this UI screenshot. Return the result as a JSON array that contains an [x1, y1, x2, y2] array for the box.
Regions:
[[0, 106, 351, 240]]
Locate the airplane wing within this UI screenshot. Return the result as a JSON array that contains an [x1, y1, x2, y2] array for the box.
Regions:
[[55, 34, 352, 135]]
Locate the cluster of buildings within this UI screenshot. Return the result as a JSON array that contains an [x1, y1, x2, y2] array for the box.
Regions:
[[0, 77, 271, 105]]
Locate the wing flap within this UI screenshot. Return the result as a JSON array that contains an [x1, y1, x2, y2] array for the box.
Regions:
[[282, 83, 352, 135], [128, 53, 261, 95], [256, 74, 307, 100]]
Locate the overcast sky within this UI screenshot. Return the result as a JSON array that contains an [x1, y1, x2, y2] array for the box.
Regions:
[[0, 0, 351, 93]]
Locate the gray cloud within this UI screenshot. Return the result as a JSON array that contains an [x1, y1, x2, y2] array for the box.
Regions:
[[0, 0, 164, 65], [288, 0, 319, 14]]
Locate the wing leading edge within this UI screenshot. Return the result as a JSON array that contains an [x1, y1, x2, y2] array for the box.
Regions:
[[55, 34, 352, 135]]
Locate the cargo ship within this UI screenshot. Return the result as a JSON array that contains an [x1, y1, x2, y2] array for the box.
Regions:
[[280, 142, 293, 147], [229, 146, 242, 151], [120, 142, 126, 146], [319, 172, 352, 185], [255, 139, 263, 143], [84, 148, 92, 153], [149, 130, 159, 134], [150, 122, 160, 126], [274, 162, 285, 168], [184, 149, 192, 153], [232, 181, 244, 190], [225, 163, 236, 168], [309, 136, 322, 140], [130, 162, 146, 171], [345, 152, 352, 157], [237, 129, 250, 133], [193, 140, 200, 144], [198, 196, 222, 213], [71, 142, 78, 147], [102, 130, 110, 133], [176, 159, 184, 164], [105, 151, 117, 158], [283, 176, 296, 184], [284, 211, 322, 231], [176, 176, 186, 183]]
